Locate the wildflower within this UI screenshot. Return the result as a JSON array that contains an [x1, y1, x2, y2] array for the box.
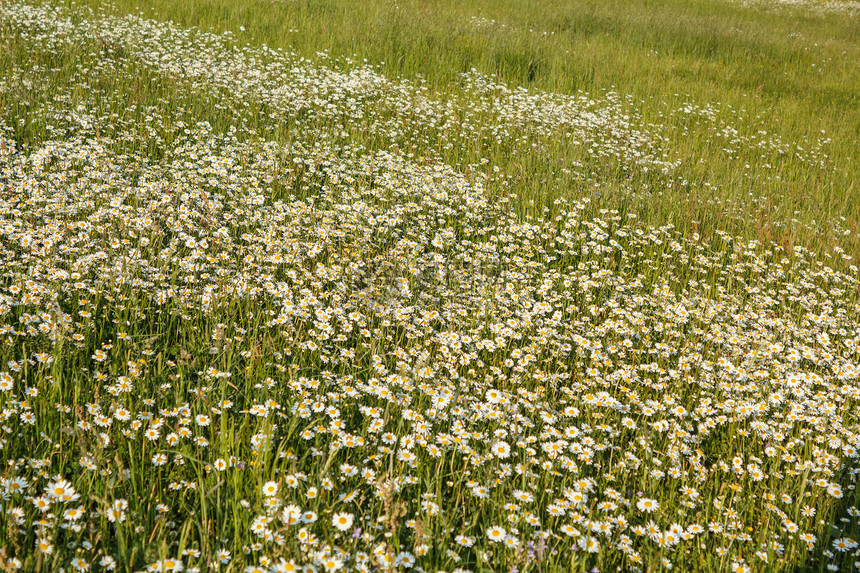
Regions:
[[492, 441, 511, 458], [105, 500, 127, 524], [513, 490, 534, 503], [5, 476, 28, 495], [31, 496, 51, 512], [150, 559, 183, 572], [302, 511, 318, 523], [320, 557, 343, 571], [579, 535, 600, 553], [332, 512, 354, 531], [282, 504, 301, 525], [262, 481, 278, 497], [826, 483, 843, 499], [636, 498, 659, 512], [487, 526, 507, 542]]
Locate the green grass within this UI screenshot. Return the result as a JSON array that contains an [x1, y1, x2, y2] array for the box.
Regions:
[[62, 0, 860, 259], [0, 0, 859, 572]]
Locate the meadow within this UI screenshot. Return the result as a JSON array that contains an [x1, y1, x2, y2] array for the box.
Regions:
[[0, 0, 858, 571]]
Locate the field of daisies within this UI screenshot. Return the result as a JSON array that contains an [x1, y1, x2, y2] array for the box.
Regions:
[[0, 0, 858, 572]]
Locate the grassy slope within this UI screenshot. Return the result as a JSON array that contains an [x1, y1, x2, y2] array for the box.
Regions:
[[0, 1, 859, 571], [65, 0, 860, 260]]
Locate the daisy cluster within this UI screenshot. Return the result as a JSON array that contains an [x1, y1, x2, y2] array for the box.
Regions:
[[735, 0, 860, 15], [0, 0, 835, 184], [0, 1, 858, 573]]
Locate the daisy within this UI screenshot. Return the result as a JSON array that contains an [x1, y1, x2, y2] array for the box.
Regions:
[[579, 535, 600, 553], [826, 483, 843, 498], [486, 525, 507, 542], [320, 558, 343, 571], [492, 441, 511, 459], [47, 478, 79, 502], [262, 481, 278, 497], [332, 512, 354, 531], [636, 498, 659, 512]]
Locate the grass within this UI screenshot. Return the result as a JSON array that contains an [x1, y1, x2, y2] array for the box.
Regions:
[[0, 0, 858, 572], [65, 0, 860, 258]]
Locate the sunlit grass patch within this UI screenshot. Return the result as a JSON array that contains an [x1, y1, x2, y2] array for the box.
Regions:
[[0, 0, 858, 572]]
